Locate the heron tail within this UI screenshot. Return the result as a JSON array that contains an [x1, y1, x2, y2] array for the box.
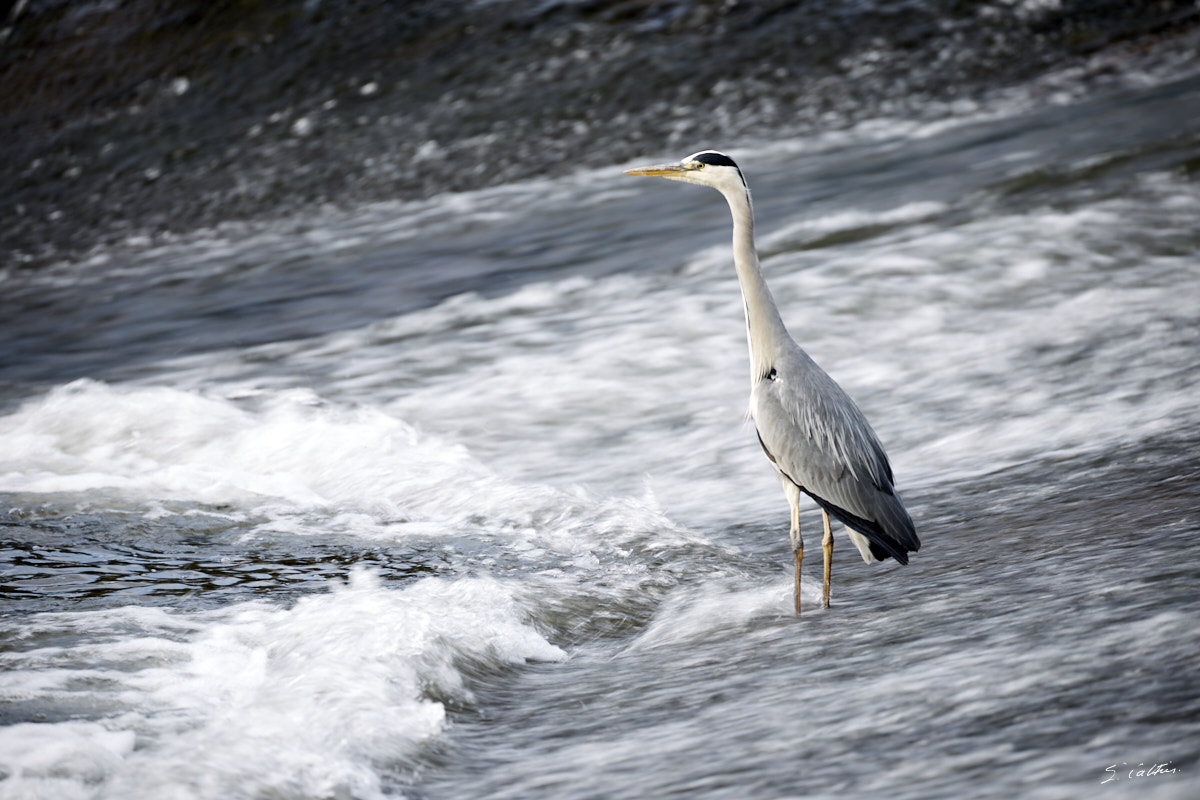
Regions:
[[808, 491, 920, 565]]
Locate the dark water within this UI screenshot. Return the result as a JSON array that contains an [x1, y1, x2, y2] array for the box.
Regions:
[[3, 3, 1200, 799], [4, 0, 1200, 264]]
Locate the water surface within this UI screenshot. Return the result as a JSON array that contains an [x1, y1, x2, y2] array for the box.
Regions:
[[2, 68, 1200, 800]]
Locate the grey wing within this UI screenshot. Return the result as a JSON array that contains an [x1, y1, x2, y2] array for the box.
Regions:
[[751, 349, 919, 563]]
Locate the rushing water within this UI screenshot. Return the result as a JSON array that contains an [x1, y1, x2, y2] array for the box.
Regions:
[[3, 64, 1200, 800]]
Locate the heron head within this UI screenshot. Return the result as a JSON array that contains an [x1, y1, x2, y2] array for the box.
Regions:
[[625, 150, 747, 193]]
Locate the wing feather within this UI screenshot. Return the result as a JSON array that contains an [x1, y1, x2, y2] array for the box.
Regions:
[[751, 346, 919, 563]]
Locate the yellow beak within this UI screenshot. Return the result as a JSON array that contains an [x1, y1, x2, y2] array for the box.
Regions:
[[624, 164, 687, 177]]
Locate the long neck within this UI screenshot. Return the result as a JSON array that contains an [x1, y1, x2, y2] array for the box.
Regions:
[[723, 185, 789, 380]]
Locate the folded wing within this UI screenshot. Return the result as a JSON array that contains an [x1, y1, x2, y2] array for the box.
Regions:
[[751, 347, 919, 564]]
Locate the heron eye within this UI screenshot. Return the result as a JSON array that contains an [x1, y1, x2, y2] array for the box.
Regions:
[[767, 367, 777, 381]]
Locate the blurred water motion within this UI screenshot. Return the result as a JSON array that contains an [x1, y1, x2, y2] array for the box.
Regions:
[[2, 3, 1200, 799]]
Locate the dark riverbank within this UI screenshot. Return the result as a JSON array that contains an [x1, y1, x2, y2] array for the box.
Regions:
[[3, 0, 1199, 269]]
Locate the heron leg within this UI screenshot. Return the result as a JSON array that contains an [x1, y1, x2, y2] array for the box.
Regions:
[[786, 482, 803, 616], [821, 509, 833, 609]]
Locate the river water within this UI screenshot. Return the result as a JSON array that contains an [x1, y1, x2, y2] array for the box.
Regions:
[[3, 58, 1200, 800]]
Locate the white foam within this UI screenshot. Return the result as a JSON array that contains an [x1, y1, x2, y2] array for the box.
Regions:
[[628, 579, 802, 652], [0, 722, 135, 800], [0, 570, 563, 800], [0, 380, 538, 534], [0, 376, 710, 581]]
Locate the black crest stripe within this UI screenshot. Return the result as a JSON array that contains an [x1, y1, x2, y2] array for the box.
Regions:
[[693, 151, 740, 169]]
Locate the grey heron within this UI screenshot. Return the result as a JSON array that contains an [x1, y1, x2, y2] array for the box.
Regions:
[[625, 150, 919, 615]]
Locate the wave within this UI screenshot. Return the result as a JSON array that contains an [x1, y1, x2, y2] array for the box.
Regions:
[[0, 569, 563, 800], [0, 379, 668, 544]]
